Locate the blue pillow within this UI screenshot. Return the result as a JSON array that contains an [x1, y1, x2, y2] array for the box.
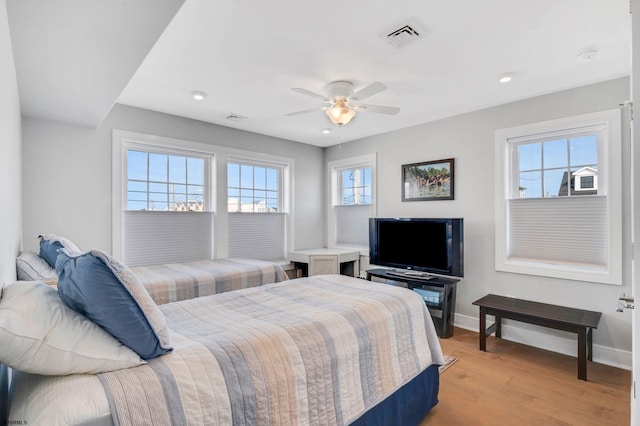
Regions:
[[38, 234, 81, 268], [39, 239, 64, 268], [56, 249, 173, 360]]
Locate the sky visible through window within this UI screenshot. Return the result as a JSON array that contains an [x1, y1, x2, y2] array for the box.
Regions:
[[228, 162, 279, 212], [517, 134, 598, 198], [127, 150, 205, 211], [342, 167, 371, 205]]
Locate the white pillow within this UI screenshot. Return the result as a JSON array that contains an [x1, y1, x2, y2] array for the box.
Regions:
[[16, 250, 57, 281], [0, 281, 145, 375]]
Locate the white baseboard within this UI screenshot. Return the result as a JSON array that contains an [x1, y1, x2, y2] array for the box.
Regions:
[[453, 313, 632, 371]]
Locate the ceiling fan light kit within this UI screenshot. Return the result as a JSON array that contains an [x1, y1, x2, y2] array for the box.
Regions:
[[287, 80, 399, 127], [326, 100, 357, 126]]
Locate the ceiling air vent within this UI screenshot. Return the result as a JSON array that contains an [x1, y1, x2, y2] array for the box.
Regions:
[[386, 24, 422, 48], [226, 113, 247, 122]]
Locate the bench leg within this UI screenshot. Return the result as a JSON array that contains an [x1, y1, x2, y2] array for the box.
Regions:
[[479, 308, 487, 351], [587, 327, 593, 361], [578, 328, 587, 381], [495, 316, 502, 338]]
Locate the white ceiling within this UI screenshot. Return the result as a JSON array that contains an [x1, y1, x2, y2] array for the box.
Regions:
[[8, 0, 631, 147], [6, 0, 184, 128]]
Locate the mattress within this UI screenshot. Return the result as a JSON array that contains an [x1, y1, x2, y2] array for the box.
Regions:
[[131, 257, 288, 305], [8, 275, 443, 425]]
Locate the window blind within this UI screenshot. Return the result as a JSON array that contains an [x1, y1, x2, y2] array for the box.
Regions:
[[507, 196, 607, 267], [335, 204, 371, 246], [228, 212, 286, 261], [123, 211, 213, 266]]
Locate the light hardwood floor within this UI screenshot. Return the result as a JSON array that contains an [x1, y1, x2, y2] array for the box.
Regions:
[[421, 327, 631, 425]]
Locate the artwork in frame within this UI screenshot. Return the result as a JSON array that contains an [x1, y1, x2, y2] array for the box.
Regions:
[[402, 158, 454, 201]]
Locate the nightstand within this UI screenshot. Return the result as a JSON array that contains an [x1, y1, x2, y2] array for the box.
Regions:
[[288, 248, 361, 277]]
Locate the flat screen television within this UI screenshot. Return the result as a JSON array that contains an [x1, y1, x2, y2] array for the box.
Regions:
[[369, 217, 464, 278]]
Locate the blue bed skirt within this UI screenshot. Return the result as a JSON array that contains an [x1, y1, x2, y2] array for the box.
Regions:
[[350, 363, 440, 426], [0, 365, 10, 426]]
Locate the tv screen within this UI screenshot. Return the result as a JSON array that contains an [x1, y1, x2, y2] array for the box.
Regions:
[[369, 218, 464, 277]]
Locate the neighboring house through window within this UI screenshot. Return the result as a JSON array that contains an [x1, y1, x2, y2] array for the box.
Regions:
[[495, 109, 622, 284], [328, 154, 376, 248]]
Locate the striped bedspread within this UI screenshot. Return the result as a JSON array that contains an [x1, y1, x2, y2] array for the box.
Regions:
[[99, 275, 444, 426], [130, 258, 288, 305]]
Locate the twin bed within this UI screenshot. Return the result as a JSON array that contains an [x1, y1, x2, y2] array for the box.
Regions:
[[130, 257, 288, 305], [2, 238, 443, 425]]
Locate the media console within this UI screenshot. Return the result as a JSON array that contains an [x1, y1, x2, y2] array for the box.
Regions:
[[366, 268, 459, 338]]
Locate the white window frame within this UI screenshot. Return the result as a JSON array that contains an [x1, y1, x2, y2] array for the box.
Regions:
[[112, 130, 216, 263], [125, 145, 211, 212], [226, 155, 291, 262], [327, 153, 377, 249], [494, 109, 622, 285], [227, 158, 285, 213], [113, 130, 294, 262], [338, 165, 373, 205]]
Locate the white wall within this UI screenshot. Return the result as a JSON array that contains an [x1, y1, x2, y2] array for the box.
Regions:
[[326, 77, 633, 368], [0, 0, 21, 285], [0, 0, 21, 422], [21, 104, 324, 255]]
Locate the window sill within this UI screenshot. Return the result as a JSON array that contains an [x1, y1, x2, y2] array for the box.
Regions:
[[496, 258, 621, 286]]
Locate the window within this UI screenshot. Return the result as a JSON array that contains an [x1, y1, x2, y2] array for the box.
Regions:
[[113, 131, 214, 267], [328, 154, 376, 248], [114, 131, 294, 264], [495, 109, 622, 284], [127, 150, 206, 211], [227, 158, 287, 261], [516, 134, 600, 198], [227, 162, 280, 212], [340, 166, 372, 205], [581, 176, 594, 189]]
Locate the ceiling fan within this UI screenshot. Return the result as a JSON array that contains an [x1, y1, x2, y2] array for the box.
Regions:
[[285, 81, 400, 127]]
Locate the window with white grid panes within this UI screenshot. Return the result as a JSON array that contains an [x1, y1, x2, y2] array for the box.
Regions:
[[495, 109, 621, 285]]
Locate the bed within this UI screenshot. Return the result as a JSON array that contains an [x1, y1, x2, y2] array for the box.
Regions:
[[130, 257, 288, 305], [3, 270, 443, 425], [17, 235, 289, 305]]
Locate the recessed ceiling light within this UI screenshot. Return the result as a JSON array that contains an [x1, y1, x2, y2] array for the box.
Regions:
[[322, 128, 332, 134], [499, 73, 514, 83], [191, 91, 207, 101]]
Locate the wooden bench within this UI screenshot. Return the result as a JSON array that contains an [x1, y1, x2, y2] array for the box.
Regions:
[[472, 294, 602, 381]]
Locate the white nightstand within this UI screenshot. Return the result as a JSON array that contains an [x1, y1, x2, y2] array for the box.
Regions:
[[288, 248, 361, 277]]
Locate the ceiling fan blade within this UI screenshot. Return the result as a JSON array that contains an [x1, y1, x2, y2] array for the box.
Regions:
[[350, 81, 387, 101], [357, 104, 400, 115], [285, 107, 326, 117], [291, 88, 329, 101]]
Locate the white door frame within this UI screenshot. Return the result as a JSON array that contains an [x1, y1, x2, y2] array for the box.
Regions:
[[631, 0, 639, 424]]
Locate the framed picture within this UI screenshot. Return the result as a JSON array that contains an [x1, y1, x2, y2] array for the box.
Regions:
[[402, 158, 454, 201]]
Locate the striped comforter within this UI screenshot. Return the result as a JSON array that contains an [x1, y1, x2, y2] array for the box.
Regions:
[[99, 275, 444, 426], [130, 258, 287, 305]]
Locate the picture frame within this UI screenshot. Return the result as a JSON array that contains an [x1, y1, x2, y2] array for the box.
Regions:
[[402, 158, 454, 201]]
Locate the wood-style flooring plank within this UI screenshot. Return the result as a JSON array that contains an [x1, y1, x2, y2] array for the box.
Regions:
[[421, 327, 630, 425]]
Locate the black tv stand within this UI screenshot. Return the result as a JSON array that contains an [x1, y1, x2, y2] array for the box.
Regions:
[[366, 268, 459, 338], [385, 270, 435, 280]]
